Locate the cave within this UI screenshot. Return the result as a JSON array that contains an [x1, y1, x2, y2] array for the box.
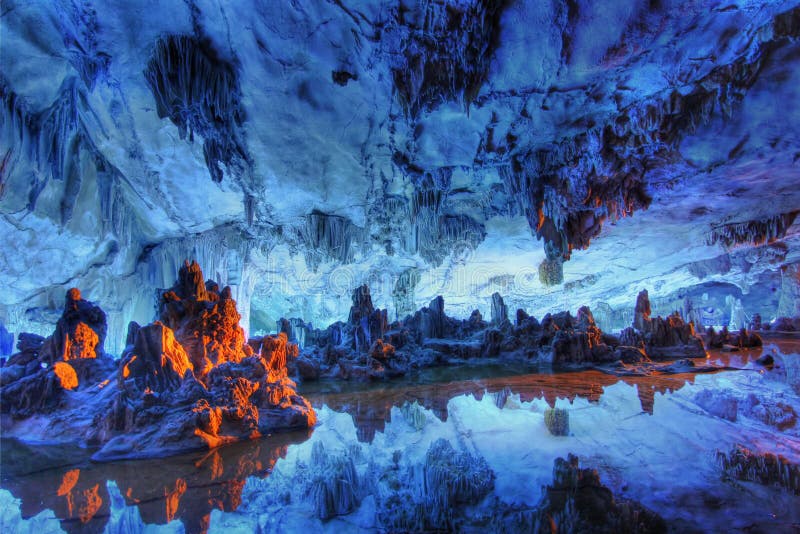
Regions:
[[2, 1, 800, 532]]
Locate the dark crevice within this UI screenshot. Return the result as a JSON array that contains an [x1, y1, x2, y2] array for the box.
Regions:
[[144, 34, 250, 183]]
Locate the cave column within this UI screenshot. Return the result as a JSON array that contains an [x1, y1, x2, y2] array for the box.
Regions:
[[777, 263, 800, 319]]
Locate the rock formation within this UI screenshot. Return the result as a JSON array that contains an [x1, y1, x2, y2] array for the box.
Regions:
[[491, 292, 508, 325], [290, 286, 709, 381], [0, 262, 316, 461], [347, 285, 389, 353], [717, 445, 800, 495], [0, 323, 13, 356], [705, 326, 763, 351], [98, 262, 315, 460], [0, 289, 115, 419], [623, 290, 706, 359], [159, 261, 249, 377], [39, 287, 108, 363]]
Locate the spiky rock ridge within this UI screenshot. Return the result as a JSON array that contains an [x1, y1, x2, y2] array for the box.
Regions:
[[288, 285, 708, 383]]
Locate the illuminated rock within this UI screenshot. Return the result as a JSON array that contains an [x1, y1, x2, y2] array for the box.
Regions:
[[159, 261, 248, 377], [97, 263, 315, 460], [0, 288, 116, 418], [41, 288, 107, 363], [118, 321, 194, 391], [52, 361, 78, 391]]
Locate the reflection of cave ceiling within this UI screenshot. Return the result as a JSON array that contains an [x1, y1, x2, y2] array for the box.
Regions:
[[1, 0, 800, 352]]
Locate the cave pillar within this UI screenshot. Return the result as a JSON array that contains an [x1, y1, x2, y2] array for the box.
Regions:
[[777, 263, 800, 318]]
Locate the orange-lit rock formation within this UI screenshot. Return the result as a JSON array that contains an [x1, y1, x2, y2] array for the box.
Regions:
[[98, 261, 315, 460], [0, 288, 115, 418], [0, 261, 315, 462], [159, 261, 248, 377]]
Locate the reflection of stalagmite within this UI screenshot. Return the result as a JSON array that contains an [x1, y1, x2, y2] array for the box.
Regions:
[[637, 384, 656, 415], [164, 479, 186, 523], [78, 484, 102, 524]]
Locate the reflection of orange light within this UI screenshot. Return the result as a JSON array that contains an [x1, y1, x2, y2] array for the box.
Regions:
[[165, 478, 187, 522], [97, 379, 110, 388], [78, 484, 102, 524], [125, 487, 140, 503], [209, 451, 224, 480], [223, 479, 246, 511], [57, 469, 80, 496]]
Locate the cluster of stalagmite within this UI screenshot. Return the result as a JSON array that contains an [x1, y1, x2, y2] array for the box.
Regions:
[[0, 261, 315, 460], [283, 285, 709, 382]]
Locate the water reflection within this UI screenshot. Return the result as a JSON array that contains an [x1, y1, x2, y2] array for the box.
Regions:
[[0, 342, 782, 533], [1, 429, 312, 533]]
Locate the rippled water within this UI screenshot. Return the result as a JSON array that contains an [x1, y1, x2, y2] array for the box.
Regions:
[[2, 337, 798, 533]]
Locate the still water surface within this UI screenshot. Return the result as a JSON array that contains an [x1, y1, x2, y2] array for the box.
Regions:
[[1, 339, 796, 533]]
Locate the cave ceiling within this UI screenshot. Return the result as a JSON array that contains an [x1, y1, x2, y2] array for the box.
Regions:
[[1, 0, 799, 352]]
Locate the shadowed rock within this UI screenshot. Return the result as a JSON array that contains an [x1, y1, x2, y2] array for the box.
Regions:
[[1, 288, 116, 419], [294, 285, 714, 381], [629, 290, 706, 359], [491, 292, 508, 325], [529, 454, 667, 533], [705, 326, 763, 350], [717, 445, 800, 495]]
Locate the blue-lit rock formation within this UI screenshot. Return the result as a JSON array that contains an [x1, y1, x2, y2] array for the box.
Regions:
[[1, 1, 800, 358], [286, 284, 710, 381]]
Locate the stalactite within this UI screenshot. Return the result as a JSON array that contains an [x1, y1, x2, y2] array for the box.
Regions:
[[499, 15, 787, 266], [144, 34, 249, 183], [392, 267, 421, 320], [1, 78, 82, 210], [707, 211, 799, 248], [57, 0, 111, 90], [385, 0, 509, 116], [301, 210, 363, 270]]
